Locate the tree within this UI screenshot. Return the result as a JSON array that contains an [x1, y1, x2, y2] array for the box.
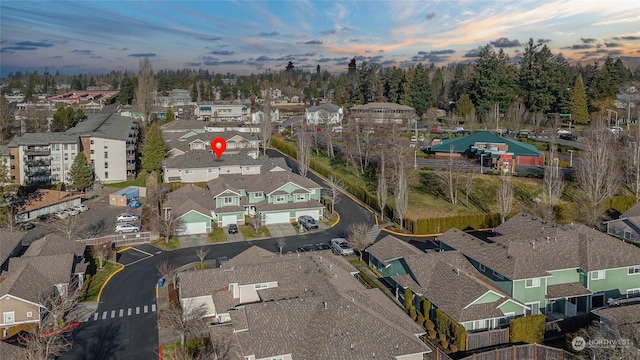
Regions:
[[518, 39, 555, 114], [0, 95, 12, 141], [296, 121, 312, 177], [542, 145, 565, 221], [376, 151, 388, 221], [261, 88, 274, 155], [0, 155, 19, 230], [498, 171, 513, 224], [68, 152, 94, 191], [575, 121, 622, 225], [624, 129, 640, 202], [346, 223, 374, 261], [159, 213, 185, 244], [276, 237, 286, 255], [505, 100, 529, 132], [23, 107, 49, 133], [159, 299, 208, 348], [53, 214, 84, 241], [393, 156, 409, 230], [52, 106, 84, 132], [468, 44, 517, 117], [118, 75, 135, 105], [569, 74, 589, 125], [248, 214, 261, 234], [436, 146, 464, 205], [92, 240, 113, 270], [140, 123, 168, 173], [135, 58, 155, 123], [196, 247, 209, 270], [165, 105, 175, 123], [326, 175, 343, 214], [157, 259, 179, 286], [580, 320, 640, 360], [453, 93, 475, 119]]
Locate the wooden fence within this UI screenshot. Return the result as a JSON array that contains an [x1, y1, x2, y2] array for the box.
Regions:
[[459, 343, 582, 360], [77, 232, 152, 247], [466, 328, 510, 350], [545, 313, 594, 340]]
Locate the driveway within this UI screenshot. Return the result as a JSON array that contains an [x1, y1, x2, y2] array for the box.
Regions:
[[266, 223, 298, 238]]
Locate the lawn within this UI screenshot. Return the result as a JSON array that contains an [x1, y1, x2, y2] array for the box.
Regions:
[[103, 173, 146, 188], [152, 237, 181, 250], [208, 227, 227, 243], [240, 225, 271, 239], [83, 260, 122, 302]]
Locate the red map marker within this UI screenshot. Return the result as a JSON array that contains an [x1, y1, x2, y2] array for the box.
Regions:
[[211, 137, 227, 158]]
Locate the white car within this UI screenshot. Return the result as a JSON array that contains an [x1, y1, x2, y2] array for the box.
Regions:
[[53, 211, 69, 220], [331, 238, 354, 256], [64, 208, 80, 216], [73, 204, 89, 213], [117, 213, 140, 222], [115, 223, 140, 234]]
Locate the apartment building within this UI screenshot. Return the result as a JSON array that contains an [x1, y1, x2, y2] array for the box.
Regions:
[[8, 133, 80, 185], [194, 102, 250, 122]]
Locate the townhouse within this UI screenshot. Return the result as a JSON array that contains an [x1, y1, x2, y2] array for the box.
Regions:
[[194, 103, 250, 122]]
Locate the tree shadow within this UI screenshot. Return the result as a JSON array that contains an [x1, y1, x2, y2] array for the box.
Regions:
[[59, 322, 124, 360]]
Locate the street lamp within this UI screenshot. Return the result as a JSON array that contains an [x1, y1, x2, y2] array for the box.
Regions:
[[414, 150, 418, 169], [568, 150, 574, 168]]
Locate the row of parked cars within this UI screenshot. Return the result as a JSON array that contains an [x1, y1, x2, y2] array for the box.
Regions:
[[52, 204, 89, 220], [297, 238, 354, 256], [115, 213, 140, 234]]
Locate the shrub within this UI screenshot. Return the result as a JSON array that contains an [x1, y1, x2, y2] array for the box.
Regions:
[[425, 319, 435, 331], [509, 314, 546, 344], [441, 340, 449, 349], [409, 306, 417, 321], [486, 169, 494, 175], [438, 333, 446, 342], [416, 313, 425, 327], [449, 344, 458, 352], [428, 329, 436, 340], [405, 288, 414, 311]]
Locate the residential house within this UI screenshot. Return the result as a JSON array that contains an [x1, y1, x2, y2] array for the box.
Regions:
[[439, 213, 640, 320], [16, 189, 83, 221], [592, 297, 640, 353], [305, 103, 344, 125], [0, 233, 86, 337], [604, 201, 640, 242], [429, 131, 544, 167], [179, 246, 432, 359], [0, 231, 24, 273], [0, 339, 27, 358], [163, 130, 260, 159], [250, 108, 280, 124], [366, 235, 528, 332], [162, 151, 264, 184], [349, 102, 415, 125], [194, 103, 250, 122], [164, 184, 216, 235]]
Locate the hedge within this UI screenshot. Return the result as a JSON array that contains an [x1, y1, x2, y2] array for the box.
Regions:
[[509, 314, 546, 344], [435, 308, 466, 351], [406, 213, 501, 234], [606, 195, 636, 214], [420, 296, 432, 320], [405, 288, 414, 311]]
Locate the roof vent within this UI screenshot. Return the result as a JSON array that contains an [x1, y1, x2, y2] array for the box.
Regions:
[[323, 302, 328, 310], [456, 268, 460, 276]]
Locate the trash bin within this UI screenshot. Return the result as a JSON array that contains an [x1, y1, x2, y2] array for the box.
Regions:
[[158, 278, 165, 287]]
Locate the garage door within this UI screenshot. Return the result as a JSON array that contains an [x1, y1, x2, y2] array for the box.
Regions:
[[220, 215, 237, 227], [295, 210, 319, 220], [181, 222, 207, 235], [263, 212, 290, 225]]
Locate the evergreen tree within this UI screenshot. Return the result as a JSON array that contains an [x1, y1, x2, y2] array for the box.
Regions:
[[165, 106, 175, 123], [468, 45, 517, 117], [450, 64, 469, 102], [68, 152, 94, 191], [454, 94, 475, 118], [569, 75, 589, 124], [402, 63, 433, 116], [140, 124, 168, 173], [518, 39, 555, 114], [118, 75, 135, 105]]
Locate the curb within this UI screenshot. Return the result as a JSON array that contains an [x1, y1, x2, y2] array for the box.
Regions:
[[96, 263, 125, 302]]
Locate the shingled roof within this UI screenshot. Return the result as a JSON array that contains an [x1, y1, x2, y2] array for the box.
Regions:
[[0, 230, 24, 265], [430, 131, 542, 157], [441, 213, 640, 279], [207, 170, 321, 198], [165, 184, 215, 218], [366, 234, 424, 265], [23, 233, 86, 257]]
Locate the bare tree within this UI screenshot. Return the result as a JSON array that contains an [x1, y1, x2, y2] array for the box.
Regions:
[[23, 107, 49, 133], [505, 100, 529, 132], [436, 145, 464, 205], [580, 319, 640, 360], [623, 128, 640, 202], [159, 213, 185, 245], [498, 171, 513, 224], [157, 259, 179, 286], [92, 240, 113, 270], [248, 215, 261, 234], [135, 58, 155, 124], [575, 121, 622, 225], [53, 213, 83, 241], [528, 111, 547, 132], [297, 120, 312, 177], [319, 109, 336, 158], [326, 175, 343, 214], [159, 299, 208, 348], [276, 237, 286, 255], [393, 157, 409, 230], [464, 170, 475, 207], [260, 89, 273, 155], [196, 247, 209, 270], [346, 223, 374, 261], [21, 284, 83, 360], [376, 150, 388, 221], [542, 144, 565, 221]]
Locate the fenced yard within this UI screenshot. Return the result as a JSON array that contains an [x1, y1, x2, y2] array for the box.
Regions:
[[459, 343, 582, 360], [466, 328, 510, 351]]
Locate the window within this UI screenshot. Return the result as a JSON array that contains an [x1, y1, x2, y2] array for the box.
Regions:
[[627, 288, 640, 297], [223, 197, 233, 204], [629, 266, 640, 275], [104, 141, 108, 148], [64, 154, 68, 161], [52, 144, 60, 151], [591, 270, 605, 280], [246, 166, 253, 171], [493, 270, 504, 280], [525, 278, 540, 288], [70, 144, 75, 150], [526, 302, 540, 315], [104, 172, 108, 179], [26, 311, 33, 318], [184, 169, 193, 174], [104, 152, 108, 159], [90, 139, 94, 145], [591, 294, 604, 308], [295, 194, 306, 201], [104, 162, 108, 169], [52, 154, 60, 161], [253, 192, 263, 198], [254, 283, 268, 289], [207, 168, 216, 173], [71, 153, 75, 158], [274, 195, 286, 203], [64, 144, 68, 150], [10, 165, 15, 170], [90, 149, 94, 154], [478, 263, 485, 272]]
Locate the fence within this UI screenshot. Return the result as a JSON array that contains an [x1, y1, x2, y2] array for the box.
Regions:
[[424, 346, 454, 360], [466, 328, 510, 351], [77, 232, 152, 247], [459, 343, 582, 360], [545, 313, 594, 340]]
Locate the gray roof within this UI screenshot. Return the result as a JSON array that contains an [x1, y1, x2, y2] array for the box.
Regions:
[[366, 234, 424, 265], [593, 297, 640, 326], [306, 103, 341, 113], [166, 184, 216, 218], [0, 261, 55, 304], [0, 144, 9, 156], [163, 150, 264, 169], [441, 213, 640, 279], [350, 102, 415, 111], [195, 247, 431, 359], [23, 233, 86, 257], [0, 339, 27, 359], [621, 202, 640, 227], [0, 230, 24, 265], [9, 253, 75, 286], [164, 131, 261, 154], [207, 169, 321, 197], [65, 112, 138, 141], [547, 282, 591, 299], [8, 132, 78, 146]]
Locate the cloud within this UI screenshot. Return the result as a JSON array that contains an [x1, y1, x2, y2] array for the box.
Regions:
[[464, 47, 483, 58], [209, 50, 235, 55], [430, 49, 455, 54], [490, 37, 521, 48], [183, 62, 201, 67], [563, 44, 592, 50], [425, 12, 436, 20], [537, 39, 552, 44], [109, 47, 129, 51], [196, 36, 222, 41], [1, 46, 37, 51], [128, 53, 157, 57], [14, 41, 53, 47], [299, 40, 323, 45], [614, 36, 640, 41], [258, 31, 279, 37], [321, 29, 336, 35], [72, 50, 94, 56], [580, 37, 597, 43], [48, 55, 63, 59], [604, 42, 620, 48]]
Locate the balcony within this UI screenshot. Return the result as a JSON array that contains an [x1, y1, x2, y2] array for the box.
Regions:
[[24, 158, 51, 166], [25, 168, 51, 176], [25, 149, 50, 156], [127, 153, 136, 161], [127, 163, 136, 171]]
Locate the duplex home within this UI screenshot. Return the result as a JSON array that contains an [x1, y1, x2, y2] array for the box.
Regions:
[[366, 235, 528, 333], [439, 213, 640, 320], [194, 103, 250, 122], [163, 130, 260, 159], [178, 246, 432, 359], [305, 103, 344, 125], [162, 151, 265, 183]]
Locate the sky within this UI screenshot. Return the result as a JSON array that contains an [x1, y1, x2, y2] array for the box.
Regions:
[[1, 0, 640, 77]]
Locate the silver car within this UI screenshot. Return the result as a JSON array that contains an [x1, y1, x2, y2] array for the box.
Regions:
[[115, 223, 140, 234], [117, 213, 140, 222]]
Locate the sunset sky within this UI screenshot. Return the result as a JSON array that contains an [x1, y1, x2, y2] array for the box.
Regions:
[[1, 0, 639, 76]]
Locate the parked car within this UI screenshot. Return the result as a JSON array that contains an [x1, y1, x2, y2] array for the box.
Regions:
[[297, 215, 318, 230], [558, 133, 577, 141], [331, 238, 354, 256], [53, 211, 69, 220], [228, 224, 238, 234], [117, 213, 140, 222], [73, 204, 89, 213], [37, 214, 52, 222], [115, 223, 140, 234], [297, 244, 317, 252], [128, 199, 141, 209], [216, 256, 229, 268], [64, 208, 80, 216], [610, 126, 623, 134], [516, 130, 531, 138], [18, 221, 35, 231], [315, 243, 332, 250]]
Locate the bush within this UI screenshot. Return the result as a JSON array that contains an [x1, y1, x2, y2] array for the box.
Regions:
[[438, 333, 446, 342], [449, 344, 458, 353], [406, 213, 501, 235], [428, 329, 436, 340], [441, 340, 449, 349], [486, 169, 494, 175], [409, 306, 417, 321], [509, 314, 546, 344], [416, 313, 425, 327], [425, 319, 435, 331], [405, 288, 414, 310]]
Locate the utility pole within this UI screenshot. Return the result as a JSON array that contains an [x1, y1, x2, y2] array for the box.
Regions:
[[568, 149, 574, 168]]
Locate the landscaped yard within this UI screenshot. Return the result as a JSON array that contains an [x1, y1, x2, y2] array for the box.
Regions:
[[152, 237, 181, 250], [240, 225, 271, 239], [208, 227, 227, 243], [83, 259, 122, 301]]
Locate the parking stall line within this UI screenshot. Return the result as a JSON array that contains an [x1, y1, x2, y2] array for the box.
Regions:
[[111, 310, 116, 318], [93, 313, 99, 321], [128, 308, 132, 316], [152, 304, 156, 312]]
